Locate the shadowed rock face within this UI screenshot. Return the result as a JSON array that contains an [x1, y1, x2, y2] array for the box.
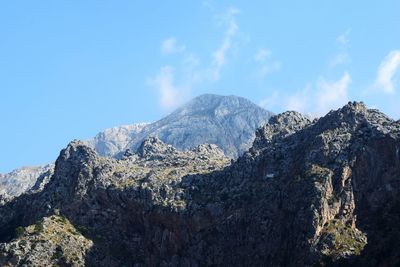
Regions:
[[1, 102, 400, 266]]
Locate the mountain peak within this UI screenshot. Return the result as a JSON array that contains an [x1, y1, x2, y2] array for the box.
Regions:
[[175, 94, 268, 116], [85, 94, 273, 159], [318, 101, 395, 136], [137, 136, 177, 158], [341, 101, 368, 113], [253, 111, 311, 149], [58, 140, 97, 163]]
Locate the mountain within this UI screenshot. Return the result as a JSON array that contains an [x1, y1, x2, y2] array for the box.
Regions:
[[1, 101, 399, 266], [86, 94, 274, 158], [84, 123, 150, 156], [0, 165, 54, 202], [0, 94, 272, 201]]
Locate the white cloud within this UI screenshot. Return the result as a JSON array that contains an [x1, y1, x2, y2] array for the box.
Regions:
[[161, 37, 185, 54], [374, 50, 400, 94], [254, 48, 271, 62], [262, 72, 351, 117], [211, 7, 240, 80], [253, 48, 281, 78], [314, 72, 351, 115], [150, 6, 241, 110], [330, 30, 351, 68], [148, 66, 188, 110], [286, 85, 312, 113], [336, 29, 351, 46], [258, 61, 281, 77], [259, 90, 279, 109], [330, 52, 349, 68]]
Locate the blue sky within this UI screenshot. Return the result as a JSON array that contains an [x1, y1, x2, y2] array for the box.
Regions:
[[1, 1, 399, 172]]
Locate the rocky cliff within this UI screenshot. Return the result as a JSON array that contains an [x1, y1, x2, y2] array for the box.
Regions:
[[84, 123, 150, 157], [0, 102, 399, 266], [0, 165, 54, 203]]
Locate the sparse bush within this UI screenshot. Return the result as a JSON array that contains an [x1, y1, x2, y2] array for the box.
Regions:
[[15, 226, 25, 237], [34, 220, 44, 233], [75, 225, 88, 235]]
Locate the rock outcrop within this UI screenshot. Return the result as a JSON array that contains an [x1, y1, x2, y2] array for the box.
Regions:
[[84, 123, 150, 157], [0, 102, 399, 266], [0, 215, 92, 266], [0, 165, 54, 203], [0, 94, 272, 200]]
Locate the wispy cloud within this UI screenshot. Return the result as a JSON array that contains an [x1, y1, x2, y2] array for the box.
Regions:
[[373, 50, 400, 94], [150, 6, 241, 110], [330, 52, 349, 67], [161, 37, 186, 55], [330, 30, 351, 68], [254, 48, 281, 78], [259, 90, 279, 109], [336, 29, 351, 46], [148, 66, 189, 110], [211, 7, 240, 80], [314, 72, 351, 115], [261, 72, 351, 117], [254, 48, 271, 62]]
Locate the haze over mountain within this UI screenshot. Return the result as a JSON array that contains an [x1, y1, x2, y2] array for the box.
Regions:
[[0, 101, 399, 266]]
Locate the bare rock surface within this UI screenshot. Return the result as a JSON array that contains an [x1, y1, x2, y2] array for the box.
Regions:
[[84, 123, 150, 157], [0, 102, 399, 266], [0, 165, 54, 203], [87, 94, 274, 159], [0, 94, 272, 200]]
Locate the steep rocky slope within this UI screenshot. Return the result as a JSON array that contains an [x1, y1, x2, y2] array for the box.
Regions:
[[0, 94, 272, 200], [0, 165, 54, 203], [87, 94, 274, 158], [0, 102, 399, 266], [84, 123, 150, 157]]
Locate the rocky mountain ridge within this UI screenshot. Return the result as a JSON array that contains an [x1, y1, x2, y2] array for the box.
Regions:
[[86, 94, 274, 158], [0, 94, 273, 200], [0, 101, 399, 266], [0, 165, 54, 203]]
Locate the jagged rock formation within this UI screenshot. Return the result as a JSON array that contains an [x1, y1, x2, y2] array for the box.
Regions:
[[0, 215, 92, 267], [86, 94, 274, 158], [84, 123, 150, 157], [0, 102, 399, 266], [0, 94, 271, 200], [0, 165, 54, 203]]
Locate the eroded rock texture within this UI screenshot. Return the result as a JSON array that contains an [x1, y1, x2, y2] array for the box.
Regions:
[[0, 102, 399, 266]]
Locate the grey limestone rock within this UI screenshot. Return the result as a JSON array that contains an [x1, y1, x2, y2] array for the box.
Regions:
[[0, 165, 54, 202], [1, 101, 399, 266], [88, 94, 274, 159]]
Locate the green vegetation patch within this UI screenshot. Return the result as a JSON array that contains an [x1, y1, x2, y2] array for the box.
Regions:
[[320, 219, 367, 260]]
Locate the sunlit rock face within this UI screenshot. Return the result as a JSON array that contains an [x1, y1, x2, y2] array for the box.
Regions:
[[87, 94, 274, 159], [1, 102, 399, 266], [1, 94, 272, 201]]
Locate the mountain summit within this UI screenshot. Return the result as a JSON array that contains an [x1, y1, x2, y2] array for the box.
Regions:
[[1, 94, 272, 200], [0, 102, 399, 266], [87, 94, 273, 158]]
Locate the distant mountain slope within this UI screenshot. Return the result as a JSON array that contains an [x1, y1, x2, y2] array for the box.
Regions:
[[0, 165, 53, 202], [88, 94, 274, 158], [84, 123, 150, 156], [1, 102, 400, 266], [0, 94, 272, 200]]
